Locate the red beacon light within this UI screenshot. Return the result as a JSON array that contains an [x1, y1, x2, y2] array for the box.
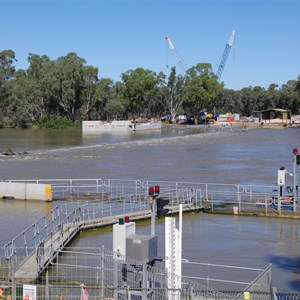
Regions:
[[149, 186, 154, 196], [154, 185, 160, 195], [124, 216, 130, 223], [293, 148, 298, 155]]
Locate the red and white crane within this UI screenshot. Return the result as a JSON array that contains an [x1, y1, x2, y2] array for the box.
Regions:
[[165, 36, 187, 75]]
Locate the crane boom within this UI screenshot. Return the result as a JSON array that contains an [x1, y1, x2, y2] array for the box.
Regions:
[[216, 30, 236, 81], [165, 36, 187, 74]]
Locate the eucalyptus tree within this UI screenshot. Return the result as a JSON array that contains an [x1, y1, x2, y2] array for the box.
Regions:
[[239, 87, 258, 116], [26, 53, 52, 120], [59, 52, 86, 121], [164, 66, 186, 117], [80, 65, 99, 119], [149, 71, 167, 117], [239, 86, 269, 116], [93, 78, 116, 120], [182, 63, 221, 122], [27, 53, 50, 79], [102, 81, 127, 120], [6, 69, 46, 127], [105, 99, 125, 120], [0, 50, 16, 86], [213, 88, 242, 115], [0, 50, 17, 121], [121, 68, 164, 118], [278, 80, 300, 114], [266, 84, 279, 109], [296, 76, 300, 96], [295, 76, 300, 113], [251, 86, 268, 112]]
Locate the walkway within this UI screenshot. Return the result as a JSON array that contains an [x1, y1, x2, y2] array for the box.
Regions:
[[3, 178, 299, 281], [6, 199, 200, 281]]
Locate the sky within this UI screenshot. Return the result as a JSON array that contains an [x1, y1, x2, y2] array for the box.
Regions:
[[2, 0, 300, 90]]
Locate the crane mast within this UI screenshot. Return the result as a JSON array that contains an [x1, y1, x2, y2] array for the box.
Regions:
[[165, 36, 187, 75], [216, 30, 236, 81]]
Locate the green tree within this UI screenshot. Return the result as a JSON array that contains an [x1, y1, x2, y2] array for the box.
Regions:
[[182, 63, 221, 122], [27, 53, 50, 79], [0, 50, 17, 122], [265, 84, 279, 109], [93, 78, 115, 120], [48, 52, 86, 121], [80, 65, 99, 119], [213, 88, 242, 115], [278, 80, 300, 114], [164, 67, 185, 117], [239, 87, 257, 116], [6, 70, 45, 127], [0, 50, 16, 85], [105, 99, 125, 120], [121, 68, 163, 118]]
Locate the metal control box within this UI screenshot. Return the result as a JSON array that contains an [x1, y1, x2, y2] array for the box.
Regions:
[[126, 234, 157, 263], [113, 222, 136, 259]]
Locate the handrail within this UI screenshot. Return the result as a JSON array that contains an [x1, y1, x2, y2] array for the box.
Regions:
[[3, 178, 287, 279]]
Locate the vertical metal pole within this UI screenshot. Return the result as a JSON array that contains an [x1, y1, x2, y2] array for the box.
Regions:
[[278, 187, 281, 212], [100, 246, 104, 300], [293, 154, 297, 212], [113, 260, 118, 300], [178, 204, 182, 299], [142, 264, 148, 300], [45, 271, 49, 300], [10, 256, 16, 300], [151, 197, 156, 236]]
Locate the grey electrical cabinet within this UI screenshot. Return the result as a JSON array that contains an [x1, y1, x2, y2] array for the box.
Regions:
[[126, 234, 158, 263]]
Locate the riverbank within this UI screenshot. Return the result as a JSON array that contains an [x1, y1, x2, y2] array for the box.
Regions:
[[162, 119, 300, 130]]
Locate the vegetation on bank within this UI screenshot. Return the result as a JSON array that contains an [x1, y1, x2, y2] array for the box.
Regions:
[[37, 117, 81, 129], [0, 49, 300, 128]]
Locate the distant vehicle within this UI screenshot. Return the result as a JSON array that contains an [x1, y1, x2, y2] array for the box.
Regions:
[[161, 114, 173, 123], [240, 116, 259, 122], [177, 114, 187, 124], [198, 111, 218, 124], [161, 113, 194, 125]]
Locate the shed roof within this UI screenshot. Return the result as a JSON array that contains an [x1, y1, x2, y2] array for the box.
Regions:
[[260, 108, 291, 121], [260, 108, 290, 113]]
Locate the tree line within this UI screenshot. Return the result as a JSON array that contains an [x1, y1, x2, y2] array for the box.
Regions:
[[0, 50, 299, 128]]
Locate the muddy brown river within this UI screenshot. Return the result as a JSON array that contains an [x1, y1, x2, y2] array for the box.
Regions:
[[0, 125, 299, 292]]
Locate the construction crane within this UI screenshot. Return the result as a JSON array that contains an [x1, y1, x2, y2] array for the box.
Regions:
[[165, 36, 187, 75], [216, 30, 236, 81]]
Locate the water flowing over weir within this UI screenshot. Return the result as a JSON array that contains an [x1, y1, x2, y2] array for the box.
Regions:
[[0, 125, 300, 295]]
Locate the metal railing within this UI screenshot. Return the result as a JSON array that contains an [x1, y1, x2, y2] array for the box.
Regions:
[[2, 178, 300, 300], [0, 247, 275, 300], [3, 179, 299, 277], [5, 178, 299, 212], [5, 177, 276, 202]]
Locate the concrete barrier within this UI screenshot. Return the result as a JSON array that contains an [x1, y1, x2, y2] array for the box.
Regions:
[[0, 182, 52, 201]]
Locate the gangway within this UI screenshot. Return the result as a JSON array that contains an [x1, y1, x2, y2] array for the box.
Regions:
[[3, 178, 297, 282], [4, 199, 201, 281], [1, 177, 298, 299]]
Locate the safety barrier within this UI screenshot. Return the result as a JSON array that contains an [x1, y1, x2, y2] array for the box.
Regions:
[[0, 247, 275, 300], [5, 178, 274, 201], [0, 182, 52, 201]]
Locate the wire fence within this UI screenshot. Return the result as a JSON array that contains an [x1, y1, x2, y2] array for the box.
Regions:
[[0, 246, 274, 300]]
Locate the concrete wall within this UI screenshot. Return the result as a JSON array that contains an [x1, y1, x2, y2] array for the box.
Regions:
[[0, 182, 52, 201]]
